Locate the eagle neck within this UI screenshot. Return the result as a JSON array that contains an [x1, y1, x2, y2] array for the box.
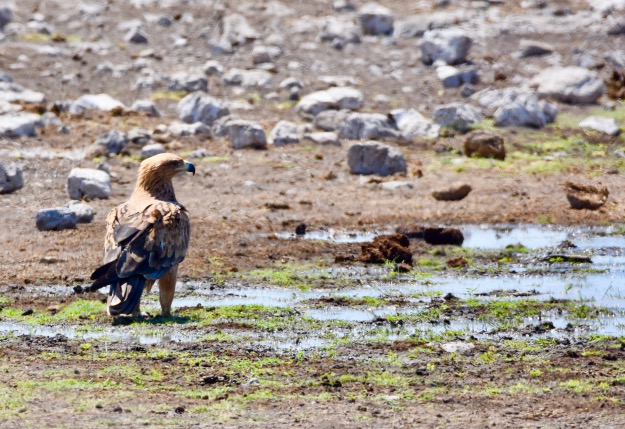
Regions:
[[133, 174, 176, 201]]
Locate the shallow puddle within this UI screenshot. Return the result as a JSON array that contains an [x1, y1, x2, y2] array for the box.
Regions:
[[2, 225, 625, 347]]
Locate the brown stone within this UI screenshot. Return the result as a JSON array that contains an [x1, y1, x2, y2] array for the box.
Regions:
[[432, 182, 472, 201], [464, 130, 505, 160], [396, 225, 425, 239], [359, 233, 413, 265], [564, 181, 609, 210], [423, 228, 464, 246]]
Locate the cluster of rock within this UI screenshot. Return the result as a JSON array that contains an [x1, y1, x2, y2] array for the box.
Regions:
[[0, 0, 621, 234]]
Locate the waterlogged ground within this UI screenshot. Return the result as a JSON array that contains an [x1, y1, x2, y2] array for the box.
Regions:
[[2, 226, 625, 428]]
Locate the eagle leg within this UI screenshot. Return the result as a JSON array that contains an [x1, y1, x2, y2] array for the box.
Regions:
[[158, 266, 178, 317]]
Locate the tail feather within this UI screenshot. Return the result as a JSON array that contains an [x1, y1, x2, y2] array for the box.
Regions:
[[107, 276, 146, 316], [89, 260, 119, 291]]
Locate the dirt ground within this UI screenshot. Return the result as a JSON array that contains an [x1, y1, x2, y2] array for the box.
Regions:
[[2, 0, 625, 427]]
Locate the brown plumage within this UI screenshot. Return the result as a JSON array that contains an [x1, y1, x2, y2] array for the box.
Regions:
[[88, 153, 195, 317]]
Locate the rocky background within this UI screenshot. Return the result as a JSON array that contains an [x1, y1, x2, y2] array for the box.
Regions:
[[1, 0, 625, 281]]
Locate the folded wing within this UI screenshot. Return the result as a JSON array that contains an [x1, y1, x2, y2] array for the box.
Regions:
[[89, 201, 190, 315]]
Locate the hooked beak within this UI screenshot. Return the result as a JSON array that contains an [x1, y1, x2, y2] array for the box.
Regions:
[[184, 161, 195, 176]]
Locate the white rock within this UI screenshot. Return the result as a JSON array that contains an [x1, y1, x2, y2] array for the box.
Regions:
[[419, 28, 473, 65], [303, 132, 341, 146], [589, 0, 625, 13], [517, 39, 553, 57], [64, 200, 95, 223], [530, 66, 604, 104], [131, 99, 161, 117], [394, 15, 428, 38], [203, 60, 224, 76], [221, 13, 260, 46], [379, 181, 413, 191], [579, 116, 620, 136], [0, 161, 24, 194], [141, 143, 166, 159], [0, 82, 46, 104], [318, 17, 361, 45], [94, 130, 128, 154], [390, 109, 440, 139], [222, 68, 273, 88], [433, 103, 482, 131], [0, 101, 21, 114], [436, 65, 479, 88], [440, 341, 475, 354], [269, 120, 303, 146], [125, 27, 148, 44], [359, 2, 394, 35], [252, 45, 282, 64], [0, 112, 43, 137], [338, 112, 401, 140], [69, 94, 125, 115], [225, 119, 267, 149], [67, 168, 111, 200], [347, 141, 407, 176], [167, 72, 208, 92], [296, 87, 364, 116], [168, 121, 211, 137], [177, 92, 230, 125], [472, 88, 557, 128]]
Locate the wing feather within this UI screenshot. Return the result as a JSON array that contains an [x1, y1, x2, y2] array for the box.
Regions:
[[94, 201, 190, 287]]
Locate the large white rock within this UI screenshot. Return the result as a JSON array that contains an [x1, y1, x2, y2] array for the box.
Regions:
[[94, 130, 128, 155], [530, 67, 604, 104], [472, 88, 557, 128], [347, 141, 407, 176], [0, 82, 46, 104], [222, 13, 259, 47], [225, 119, 267, 149], [131, 99, 161, 117], [433, 103, 482, 132], [268, 120, 304, 146], [222, 69, 273, 88], [390, 109, 440, 139], [318, 17, 361, 45], [69, 93, 125, 115], [338, 113, 400, 140], [419, 28, 473, 65], [0, 161, 24, 194], [296, 87, 364, 116], [177, 92, 230, 125], [67, 168, 111, 200], [0, 112, 43, 137], [314, 109, 352, 131], [579, 116, 620, 136], [359, 3, 394, 35]]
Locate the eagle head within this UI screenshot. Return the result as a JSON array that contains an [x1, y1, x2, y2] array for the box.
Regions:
[[139, 153, 195, 179]]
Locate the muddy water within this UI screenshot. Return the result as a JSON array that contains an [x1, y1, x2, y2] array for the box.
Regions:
[[2, 225, 625, 347]]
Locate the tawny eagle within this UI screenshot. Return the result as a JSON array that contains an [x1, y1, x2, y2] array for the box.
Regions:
[[86, 153, 194, 317]]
